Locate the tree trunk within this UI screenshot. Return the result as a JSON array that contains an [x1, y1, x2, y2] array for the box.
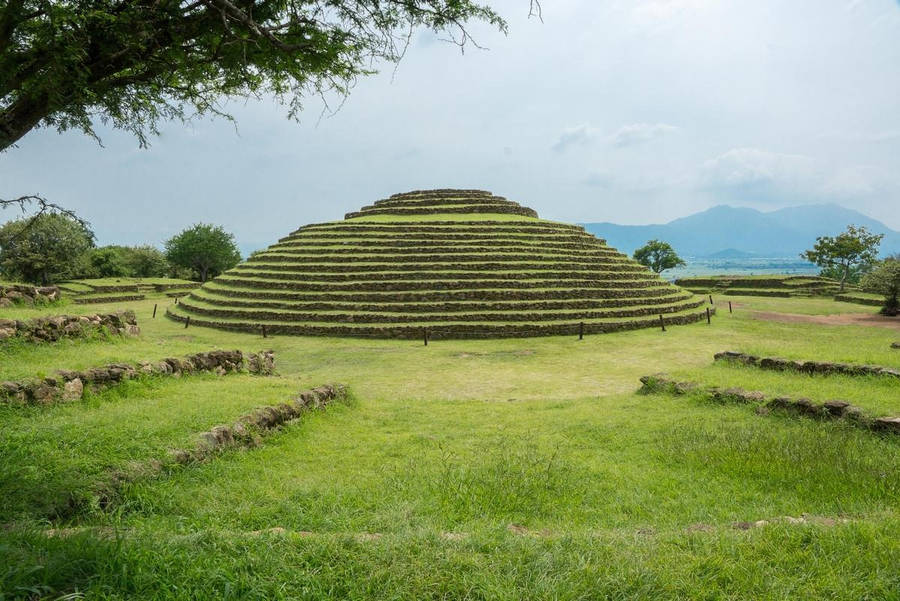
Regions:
[[200, 266, 208, 282], [0, 94, 50, 152], [840, 264, 849, 292]]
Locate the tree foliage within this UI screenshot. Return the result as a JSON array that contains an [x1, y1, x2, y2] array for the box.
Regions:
[[0, 212, 94, 284], [0, 0, 536, 152], [165, 223, 240, 282], [860, 255, 900, 316], [801, 225, 883, 292], [633, 239, 686, 274], [77, 244, 170, 278]]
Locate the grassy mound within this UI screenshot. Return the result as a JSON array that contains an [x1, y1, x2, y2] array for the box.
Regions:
[[675, 275, 844, 298], [169, 190, 707, 338]]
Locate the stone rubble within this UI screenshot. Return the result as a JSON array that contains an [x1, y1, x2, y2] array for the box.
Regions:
[[1, 349, 275, 405], [0, 311, 139, 343], [714, 351, 900, 380], [0, 284, 61, 308], [639, 373, 900, 435]]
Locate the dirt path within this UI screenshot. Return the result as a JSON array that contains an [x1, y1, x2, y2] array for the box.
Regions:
[[750, 311, 900, 331]]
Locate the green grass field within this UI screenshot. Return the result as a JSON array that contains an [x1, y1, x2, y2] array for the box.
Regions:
[[1, 291, 898, 599]]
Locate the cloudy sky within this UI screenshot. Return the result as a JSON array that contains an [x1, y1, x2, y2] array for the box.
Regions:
[[2, 0, 899, 252]]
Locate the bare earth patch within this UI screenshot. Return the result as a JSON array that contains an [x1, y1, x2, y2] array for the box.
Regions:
[[750, 311, 900, 331]]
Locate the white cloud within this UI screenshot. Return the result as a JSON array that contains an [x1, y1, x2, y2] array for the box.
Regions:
[[552, 123, 601, 153], [700, 148, 816, 191], [609, 123, 679, 147], [632, 0, 715, 21], [700, 147, 899, 206]]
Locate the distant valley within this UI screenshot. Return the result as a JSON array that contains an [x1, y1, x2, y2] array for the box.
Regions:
[[582, 204, 900, 259]]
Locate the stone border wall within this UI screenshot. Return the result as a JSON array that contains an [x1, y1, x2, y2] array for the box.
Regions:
[[199, 285, 675, 303], [344, 205, 539, 219], [85, 384, 344, 516], [0, 350, 276, 406], [0, 285, 61, 307], [226, 269, 654, 283], [213, 276, 669, 292], [165, 307, 711, 339], [714, 351, 900, 379], [834, 293, 884, 307], [638, 373, 900, 435], [0, 311, 139, 343], [175, 297, 706, 324], [74, 295, 145, 305], [188, 292, 694, 314]]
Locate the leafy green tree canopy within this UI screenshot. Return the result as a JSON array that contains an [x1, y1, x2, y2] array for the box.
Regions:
[[165, 223, 241, 282], [0, 0, 529, 151], [860, 256, 900, 316], [0, 212, 94, 284], [633, 239, 686, 274], [801, 225, 883, 292]]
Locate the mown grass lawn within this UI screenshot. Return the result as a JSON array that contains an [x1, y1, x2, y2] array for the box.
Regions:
[[1, 293, 898, 599]]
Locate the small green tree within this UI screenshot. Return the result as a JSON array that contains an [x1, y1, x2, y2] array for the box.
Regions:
[[165, 224, 241, 282], [801, 225, 883, 292], [860, 256, 900, 316], [83, 246, 131, 278], [0, 213, 94, 284], [633, 240, 686, 274], [126, 246, 171, 278]]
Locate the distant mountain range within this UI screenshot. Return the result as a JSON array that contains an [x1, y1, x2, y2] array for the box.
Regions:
[[582, 204, 900, 258]]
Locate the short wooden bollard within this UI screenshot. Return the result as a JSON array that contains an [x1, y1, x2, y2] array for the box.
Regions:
[[152, 304, 157, 319], [729, 301, 733, 314], [175, 297, 179, 305], [579, 321, 584, 340], [659, 314, 666, 332], [262, 324, 267, 338], [423, 327, 428, 346], [709, 294, 714, 304], [184, 316, 190, 329], [706, 307, 711, 324]]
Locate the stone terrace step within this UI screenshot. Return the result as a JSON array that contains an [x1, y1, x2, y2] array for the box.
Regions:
[[237, 260, 645, 273], [175, 297, 705, 324], [212, 276, 668, 292], [226, 268, 655, 282], [288, 221, 584, 234], [165, 305, 712, 339], [345, 204, 540, 219], [189, 290, 695, 313], [199, 283, 679, 303], [252, 248, 627, 261]]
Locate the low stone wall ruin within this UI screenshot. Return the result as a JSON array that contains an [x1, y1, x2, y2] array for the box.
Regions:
[[0, 349, 276, 406], [714, 351, 900, 380], [638, 373, 900, 435], [0, 311, 139, 343], [0, 285, 61, 307]]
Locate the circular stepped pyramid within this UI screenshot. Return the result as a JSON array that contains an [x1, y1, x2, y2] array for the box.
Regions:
[[166, 190, 710, 338]]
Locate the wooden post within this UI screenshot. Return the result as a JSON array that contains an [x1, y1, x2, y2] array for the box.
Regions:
[[729, 301, 733, 314], [184, 316, 190, 329], [579, 321, 584, 340], [152, 304, 157, 319], [706, 307, 711, 324], [423, 327, 428, 346], [659, 314, 666, 332], [262, 324, 267, 338], [175, 297, 179, 305], [709, 294, 714, 305]]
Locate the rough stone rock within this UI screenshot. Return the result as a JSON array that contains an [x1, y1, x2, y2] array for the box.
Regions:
[[248, 350, 276, 375], [0, 327, 14, 340], [0, 298, 12, 308], [62, 378, 84, 402], [873, 417, 900, 433], [823, 400, 851, 417], [27, 381, 59, 404], [891, 342, 900, 349]]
